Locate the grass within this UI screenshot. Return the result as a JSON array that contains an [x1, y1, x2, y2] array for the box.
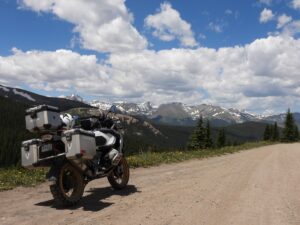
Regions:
[[0, 141, 273, 191], [127, 141, 273, 168], [0, 167, 46, 191]]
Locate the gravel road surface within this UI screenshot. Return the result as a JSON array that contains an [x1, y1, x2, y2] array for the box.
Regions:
[[1, 143, 300, 225]]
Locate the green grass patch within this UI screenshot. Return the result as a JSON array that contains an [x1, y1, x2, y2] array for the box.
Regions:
[[0, 167, 46, 191], [0, 141, 273, 191]]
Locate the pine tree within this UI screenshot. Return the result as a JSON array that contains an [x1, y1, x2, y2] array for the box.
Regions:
[[187, 116, 207, 150], [217, 128, 226, 148], [272, 122, 280, 141], [263, 124, 271, 141], [283, 109, 299, 142], [205, 120, 213, 148]]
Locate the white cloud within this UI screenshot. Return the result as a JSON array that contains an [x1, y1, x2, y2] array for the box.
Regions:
[[208, 22, 224, 33], [19, 0, 147, 53], [282, 20, 300, 36], [2, 36, 300, 113], [144, 2, 198, 47], [260, 8, 275, 23], [259, 0, 273, 5], [292, 0, 300, 9], [277, 14, 292, 28]]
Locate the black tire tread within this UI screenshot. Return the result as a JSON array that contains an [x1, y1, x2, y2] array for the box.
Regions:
[[49, 163, 84, 207], [50, 183, 82, 206], [107, 157, 130, 190]]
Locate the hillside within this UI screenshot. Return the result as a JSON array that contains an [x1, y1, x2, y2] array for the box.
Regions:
[[0, 85, 92, 111], [0, 96, 35, 167]]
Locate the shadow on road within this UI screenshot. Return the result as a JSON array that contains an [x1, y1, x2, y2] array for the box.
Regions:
[[35, 185, 139, 212]]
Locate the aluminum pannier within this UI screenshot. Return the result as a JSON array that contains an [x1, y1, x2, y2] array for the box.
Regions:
[[25, 105, 61, 132], [21, 139, 42, 168], [62, 129, 96, 160]]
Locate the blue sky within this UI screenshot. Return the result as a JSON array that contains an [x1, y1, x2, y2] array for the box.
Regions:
[[0, 0, 300, 114], [1, 0, 297, 53]]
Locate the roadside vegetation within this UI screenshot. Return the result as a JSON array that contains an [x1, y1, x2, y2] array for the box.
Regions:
[[0, 167, 46, 191], [127, 141, 273, 168], [263, 109, 299, 143]]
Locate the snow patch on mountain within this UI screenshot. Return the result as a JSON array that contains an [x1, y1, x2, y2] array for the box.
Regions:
[[90, 101, 112, 110], [0, 85, 9, 92], [12, 89, 36, 102], [91, 101, 156, 115], [90, 100, 263, 124], [64, 94, 84, 102]]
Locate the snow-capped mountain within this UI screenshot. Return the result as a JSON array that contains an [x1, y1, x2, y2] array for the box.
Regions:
[[90, 100, 261, 126], [91, 101, 156, 116], [90, 101, 300, 127], [64, 94, 84, 103], [150, 102, 260, 126], [90, 100, 112, 110], [262, 113, 300, 128], [182, 104, 259, 123]]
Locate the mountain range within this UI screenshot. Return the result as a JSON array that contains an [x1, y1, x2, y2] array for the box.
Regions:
[[91, 100, 298, 128], [1, 84, 298, 127], [0, 84, 292, 166]]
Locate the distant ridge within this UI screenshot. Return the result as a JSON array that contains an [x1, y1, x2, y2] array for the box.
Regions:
[[0, 84, 92, 111]]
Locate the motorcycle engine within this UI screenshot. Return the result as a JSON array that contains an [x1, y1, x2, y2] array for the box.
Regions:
[[108, 149, 122, 166]]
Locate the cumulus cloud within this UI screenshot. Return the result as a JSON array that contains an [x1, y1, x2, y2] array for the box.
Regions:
[[2, 36, 300, 113], [282, 20, 300, 36], [260, 8, 275, 23], [277, 14, 292, 29], [292, 0, 300, 9], [144, 2, 198, 47], [19, 0, 147, 53], [0, 48, 145, 98]]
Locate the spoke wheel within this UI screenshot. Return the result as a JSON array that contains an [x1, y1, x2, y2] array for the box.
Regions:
[[107, 157, 130, 189], [50, 163, 84, 206]]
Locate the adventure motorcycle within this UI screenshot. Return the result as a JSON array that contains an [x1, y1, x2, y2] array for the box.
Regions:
[[21, 105, 129, 206]]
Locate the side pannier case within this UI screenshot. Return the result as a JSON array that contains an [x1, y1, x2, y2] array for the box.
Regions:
[[62, 129, 96, 160], [25, 105, 61, 132], [21, 139, 42, 168]]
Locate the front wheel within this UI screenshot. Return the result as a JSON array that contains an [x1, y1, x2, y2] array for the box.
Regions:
[[107, 157, 130, 189], [50, 163, 85, 206]]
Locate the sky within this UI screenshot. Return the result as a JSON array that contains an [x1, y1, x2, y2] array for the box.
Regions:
[[0, 0, 300, 114]]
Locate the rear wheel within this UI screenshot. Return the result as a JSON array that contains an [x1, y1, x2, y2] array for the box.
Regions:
[[107, 157, 130, 189], [50, 163, 84, 206]]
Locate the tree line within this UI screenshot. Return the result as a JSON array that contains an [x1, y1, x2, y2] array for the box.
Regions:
[[189, 108, 300, 151], [187, 116, 227, 150], [263, 109, 299, 143], [0, 97, 35, 167]]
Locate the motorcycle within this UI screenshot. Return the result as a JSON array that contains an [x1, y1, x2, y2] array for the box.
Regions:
[[21, 105, 129, 206]]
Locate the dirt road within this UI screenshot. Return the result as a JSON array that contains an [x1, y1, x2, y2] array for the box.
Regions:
[[1, 144, 300, 225]]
